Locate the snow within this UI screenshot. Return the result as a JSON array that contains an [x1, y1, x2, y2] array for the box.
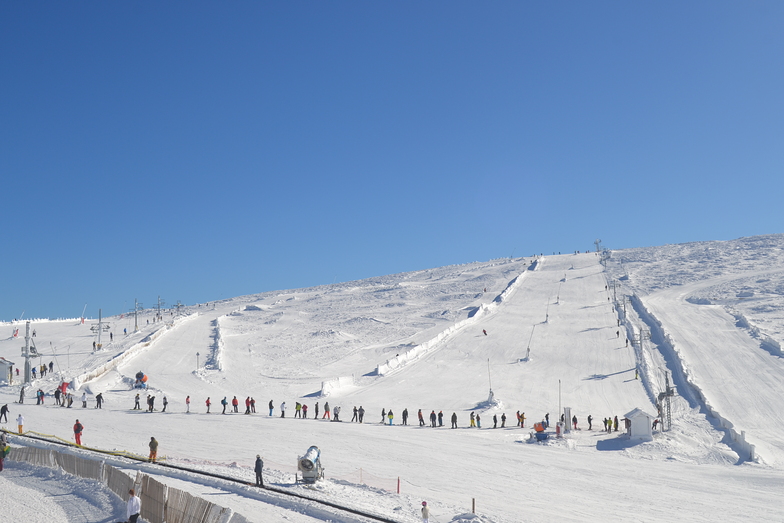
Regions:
[[1, 242, 783, 522]]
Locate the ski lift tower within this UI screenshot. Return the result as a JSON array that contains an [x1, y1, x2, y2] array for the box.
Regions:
[[21, 321, 32, 383], [594, 239, 602, 253], [657, 370, 676, 431], [130, 299, 144, 332], [90, 309, 111, 350]]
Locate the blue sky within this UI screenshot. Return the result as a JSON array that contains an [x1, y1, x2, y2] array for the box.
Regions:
[[2, 2, 783, 321]]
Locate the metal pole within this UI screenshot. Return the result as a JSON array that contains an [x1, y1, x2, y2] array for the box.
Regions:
[[23, 321, 31, 383]]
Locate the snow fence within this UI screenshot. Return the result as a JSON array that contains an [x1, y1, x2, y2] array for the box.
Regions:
[[630, 294, 757, 462], [374, 266, 534, 378], [71, 313, 199, 389], [7, 445, 250, 523]]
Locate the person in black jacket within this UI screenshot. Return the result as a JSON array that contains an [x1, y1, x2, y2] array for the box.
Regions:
[[254, 455, 264, 487]]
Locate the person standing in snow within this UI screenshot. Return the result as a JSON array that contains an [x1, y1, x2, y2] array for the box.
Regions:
[[470, 412, 476, 427], [388, 410, 394, 425], [613, 416, 619, 432], [206, 397, 211, 413], [268, 400, 274, 416], [501, 413, 506, 428], [421, 501, 430, 523], [149, 437, 158, 462], [251, 397, 256, 413], [381, 408, 386, 423], [0, 404, 8, 423], [314, 402, 319, 419], [221, 397, 228, 414], [232, 396, 239, 413], [351, 406, 358, 422], [572, 415, 578, 430], [254, 455, 264, 487], [245, 397, 251, 415], [587, 415, 593, 430], [16, 414, 24, 434], [134, 394, 141, 410], [161, 396, 168, 413], [451, 412, 458, 429], [294, 402, 302, 418], [333, 405, 340, 421], [73, 419, 83, 445], [402, 408, 408, 425], [418, 409, 425, 426], [323, 402, 330, 419], [302, 404, 308, 418], [186, 396, 190, 413], [493, 414, 498, 428], [95, 393, 103, 409], [358, 405, 364, 423], [280, 402, 286, 418], [476, 413, 481, 429], [127, 489, 141, 523], [438, 411, 444, 427], [430, 410, 437, 427]]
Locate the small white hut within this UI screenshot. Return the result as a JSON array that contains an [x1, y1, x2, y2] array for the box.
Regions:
[[0, 357, 15, 384], [624, 408, 655, 441]]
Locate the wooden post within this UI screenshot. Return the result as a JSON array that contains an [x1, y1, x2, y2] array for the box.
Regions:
[[397, 477, 400, 494], [472, 498, 476, 514]]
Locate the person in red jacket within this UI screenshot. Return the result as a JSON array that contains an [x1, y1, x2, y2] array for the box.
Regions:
[[206, 397, 211, 414], [232, 396, 239, 413], [73, 419, 84, 445], [245, 397, 251, 414]]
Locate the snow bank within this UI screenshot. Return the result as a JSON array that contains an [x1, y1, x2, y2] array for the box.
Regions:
[[630, 294, 757, 462], [375, 267, 533, 377]]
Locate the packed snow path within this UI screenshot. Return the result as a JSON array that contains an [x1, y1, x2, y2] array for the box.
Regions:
[[644, 276, 784, 466]]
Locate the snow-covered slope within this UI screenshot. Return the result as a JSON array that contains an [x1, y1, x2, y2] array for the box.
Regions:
[[1, 244, 783, 522]]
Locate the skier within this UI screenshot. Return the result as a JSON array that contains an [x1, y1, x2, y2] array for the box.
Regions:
[[255, 455, 264, 487], [206, 397, 211, 413], [493, 414, 498, 428], [333, 405, 340, 421], [430, 410, 437, 427], [613, 416, 619, 432], [250, 398, 256, 413], [323, 402, 330, 419], [73, 419, 84, 445], [95, 393, 103, 409], [54, 388, 61, 406], [451, 412, 458, 429], [314, 402, 319, 419], [587, 415, 593, 430], [476, 413, 481, 429], [161, 396, 168, 413], [421, 501, 430, 523], [302, 404, 308, 418], [280, 401, 286, 418], [544, 413, 549, 428], [470, 412, 476, 427], [16, 414, 24, 434], [381, 408, 386, 423], [245, 397, 251, 415], [0, 404, 8, 423], [572, 415, 578, 430], [351, 406, 358, 422], [127, 489, 141, 523], [483, 329, 487, 336], [295, 402, 302, 418], [232, 396, 239, 413], [402, 408, 408, 425], [149, 437, 158, 463], [134, 394, 141, 410], [388, 410, 394, 425], [358, 405, 364, 423], [269, 400, 274, 416], [186, 396, 190, 413], [221, 397, 228, 414], [438, 411, 443, 427], [501, 412, 506, 428], [418, 409, 425, 426]]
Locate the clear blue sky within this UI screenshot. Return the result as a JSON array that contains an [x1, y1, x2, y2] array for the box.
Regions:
[[2, 2, 783, 321]]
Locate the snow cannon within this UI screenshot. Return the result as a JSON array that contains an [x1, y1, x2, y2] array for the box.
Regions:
[[533, 422, 545, 432], [297, 446, 324, 484], [134, 371, 148, 389]]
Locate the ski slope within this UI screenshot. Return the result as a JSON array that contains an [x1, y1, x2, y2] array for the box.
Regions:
[[1, 241, 783, 522]]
